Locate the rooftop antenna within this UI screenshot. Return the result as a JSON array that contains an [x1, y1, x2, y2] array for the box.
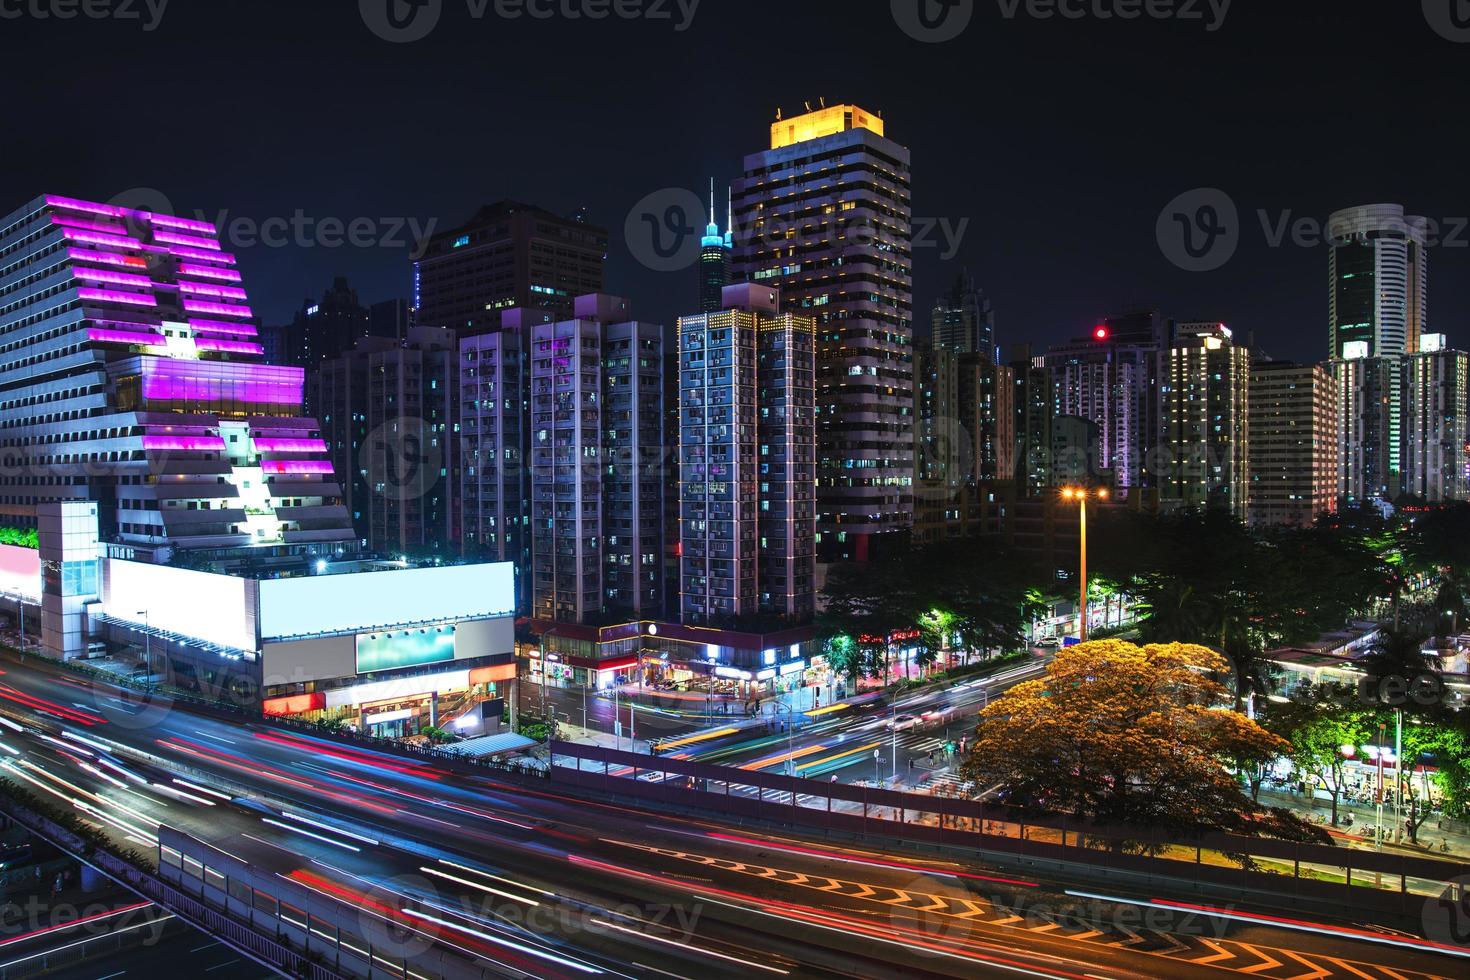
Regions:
[[776, 107, 783, 121], [709, 177, 716, 227], [819, 96, 826, 108], [804, 100, 812, 113]]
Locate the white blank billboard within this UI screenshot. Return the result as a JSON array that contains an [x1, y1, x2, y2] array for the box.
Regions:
[[102, 559, 255, 652], [257, 563, 515, 640]]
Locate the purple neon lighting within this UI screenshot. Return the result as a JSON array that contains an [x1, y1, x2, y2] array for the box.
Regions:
[[260, 460, 335, 476], [177, 263, 242, 282], [88, 328, 165, 346], [51, 214, 126, 235], [147, 213, 216, 235], [140, 359, 304, 407], [188, 319, 258, 337], [140, 435, 227, 452], [194, 338, 264, 355], [169, 246, 236, 265], [67, 248, 149, 270], [63, 229, 143, 250], [182, 299, 253, 318], [77, 288, 156, 307], [178, 281, 249, 301], [252, 437, 329, 454], [153, 230, 219, 250], [75, 267, 153, 288], [45, 194, 125, 217]]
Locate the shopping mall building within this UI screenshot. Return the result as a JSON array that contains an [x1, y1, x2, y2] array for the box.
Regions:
[[0, 194, 516, 735]]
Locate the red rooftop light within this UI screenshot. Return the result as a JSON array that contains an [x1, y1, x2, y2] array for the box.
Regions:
[[1093, 326, 1110, 341]]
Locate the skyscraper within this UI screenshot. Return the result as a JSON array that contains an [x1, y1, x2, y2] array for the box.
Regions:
[[1247, 361, 1339, 526], [1332, 352, 1397, 505], [1328, 204, 1429, 499], [699, 182, 732, 314], [415, 201, 607, 335], [931, 271, 996, 360], [1401, 334, 1470, 503], [1161, 322, 1250, 520], [0, 194, 355, 568], [732, 104, 913, 564], [1045, 326, 1158, 491], [529, 295, 662, 624], [309, 326, 459, 554], [1009, 345, 1054, 496], [678, 285, 815, 625], [287, 276, 372, 368]]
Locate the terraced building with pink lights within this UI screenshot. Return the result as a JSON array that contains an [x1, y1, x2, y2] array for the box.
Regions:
[[0, 194, 356, 568]]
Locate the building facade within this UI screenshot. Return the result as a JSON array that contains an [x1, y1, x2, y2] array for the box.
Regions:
[[699, 183, 732, 314], [677, 285, 816, 625], [1045, 329, 1158, 491], [1161, 322, 1250, 520], [1332, 353, 1397, 505], [415, 201, 607, 335], [732, 104, 913, 564], [0, 194, 355, 570], [1401, 335, 1470, 503], [529, 295, 662, 624], [931, 271, 996, 360], [309, 326, 459, 554], [1247, 361, 1339, 526]]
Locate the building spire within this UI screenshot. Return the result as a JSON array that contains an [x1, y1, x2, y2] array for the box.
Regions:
[[702, 177, 723, 248], [725, 186, 734, 249]]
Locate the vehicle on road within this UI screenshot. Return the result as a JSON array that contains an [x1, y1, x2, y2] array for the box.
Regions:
[[887, 713, 920, 731]]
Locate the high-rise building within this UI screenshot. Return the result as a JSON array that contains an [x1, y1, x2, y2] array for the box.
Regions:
[[1401, 335, 1470, 503], [1332, 352, 1397, 505], [931, 271, 996, 360], [732, 104, 913, 564], [529, 295, 662, 624], [415, 201, 607, 335], [309, 326, 459, 554], [369, 297, 412, 341], [1161, 322, 1250, 520], [1045, 326, 1158, 491], [0, 194, 355, 567], [459, 308, 552, 613], [1328, 204, 1427, 361], [959, 353, 1015, 483], [1009, 345, 1053, 496], [286, 276, 373, 368], [678, 285, 816, 625], [699, 182, 733, 314], [1247, 361, 1339, 526], [1328, 204, 1429, 498]]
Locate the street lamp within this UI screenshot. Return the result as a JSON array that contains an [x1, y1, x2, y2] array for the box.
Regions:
[[1060, 486, 1108, 642]]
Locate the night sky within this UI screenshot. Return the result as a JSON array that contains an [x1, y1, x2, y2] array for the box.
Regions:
[[4, 1, 1464, 363]]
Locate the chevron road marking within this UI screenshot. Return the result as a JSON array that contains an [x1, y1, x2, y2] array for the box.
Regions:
[[954, 900, 990, 919], [1320, 959, 1376, 980], [913, 895, 951, 913], [1236, 943, 1284, 974], [1150, 931, 1191, 956], [1028, 922, 1061, 933], [1067, 929, 1103, 941], [1189, 939, 1236, 965], [878, 890, 912, 905], [1107, 925, 1148, 948], [1279, 950, 1333, 980]]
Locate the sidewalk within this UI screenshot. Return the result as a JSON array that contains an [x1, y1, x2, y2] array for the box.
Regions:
[[1258, 788, 1470, 858]]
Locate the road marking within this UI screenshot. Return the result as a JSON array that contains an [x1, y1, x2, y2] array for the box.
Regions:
[[1279, 950, 1332, 980], [1189, 939, 1235, 965], [1320, 959, 1376, 980], [1235, 943, 1283, 974]]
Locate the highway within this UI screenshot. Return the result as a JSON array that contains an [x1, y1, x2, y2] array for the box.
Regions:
[[0, 650, 1464, 980]]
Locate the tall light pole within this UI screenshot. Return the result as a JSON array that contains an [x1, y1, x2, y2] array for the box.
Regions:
[[1061, 486, 1108, 642]]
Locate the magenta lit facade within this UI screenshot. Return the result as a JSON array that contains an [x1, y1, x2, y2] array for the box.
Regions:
[[0, 194, 356, 567]]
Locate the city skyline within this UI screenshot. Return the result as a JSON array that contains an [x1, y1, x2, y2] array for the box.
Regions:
[[0, 3, 1464, 365]]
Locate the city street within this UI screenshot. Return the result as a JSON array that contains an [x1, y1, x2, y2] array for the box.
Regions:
[[0, 650, 1463, 979]]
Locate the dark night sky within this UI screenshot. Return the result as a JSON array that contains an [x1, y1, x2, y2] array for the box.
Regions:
[[3, 1, 1465, 363]]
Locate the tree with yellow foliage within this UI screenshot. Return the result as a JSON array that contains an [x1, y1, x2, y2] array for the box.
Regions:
[[960, 639, 1326, 841]]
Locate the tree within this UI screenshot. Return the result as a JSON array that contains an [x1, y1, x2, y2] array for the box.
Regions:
[[1260, 686, 1374, 827], [959, 639, 1325, 841]]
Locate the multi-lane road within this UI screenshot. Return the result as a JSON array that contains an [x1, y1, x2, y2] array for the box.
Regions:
[[0, 650, 1464, 979]]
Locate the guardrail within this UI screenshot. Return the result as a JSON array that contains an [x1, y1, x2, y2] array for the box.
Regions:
[[549, 740, 1470, 919]]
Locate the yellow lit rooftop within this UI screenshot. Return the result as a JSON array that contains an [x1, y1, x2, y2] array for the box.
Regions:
[[771, 104, 884, 149]]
